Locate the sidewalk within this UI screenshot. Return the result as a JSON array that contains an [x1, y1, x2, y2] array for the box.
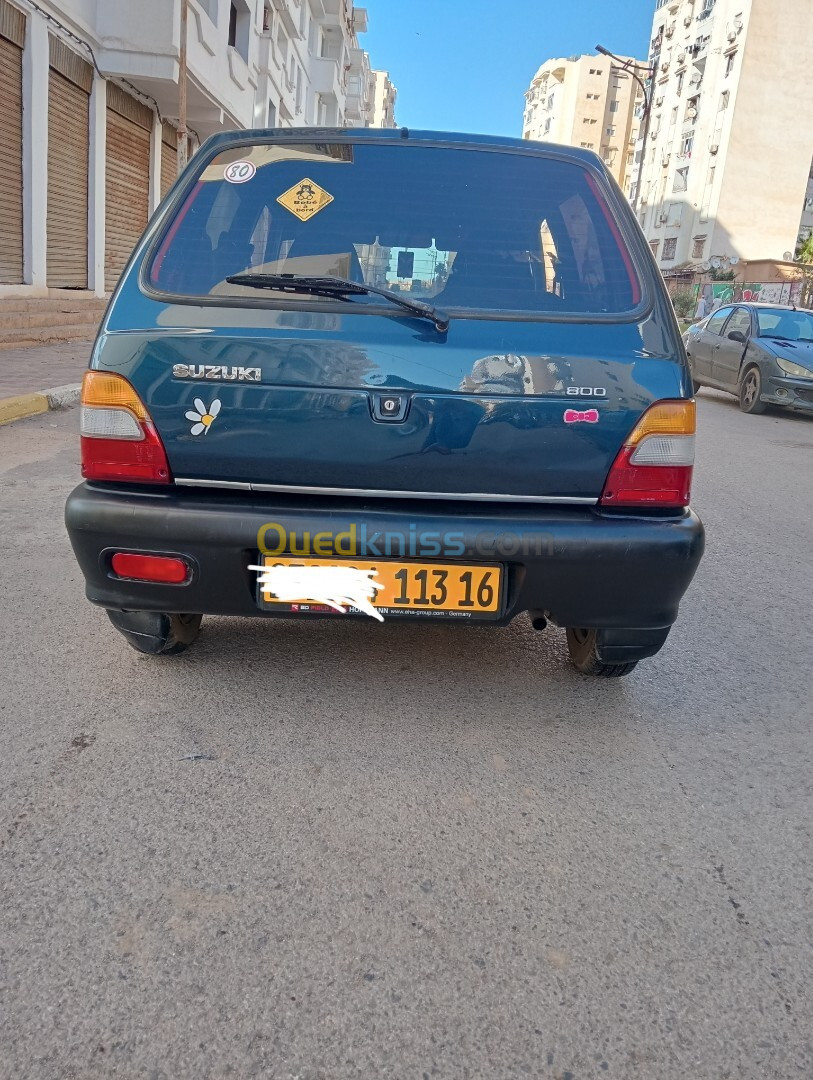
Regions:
[[0, 341, 93, 425]]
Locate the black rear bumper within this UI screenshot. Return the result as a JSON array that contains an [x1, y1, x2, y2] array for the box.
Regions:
[[65, 482, 704, 635]]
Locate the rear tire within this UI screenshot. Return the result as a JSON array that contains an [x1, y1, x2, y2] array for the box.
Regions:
[[106, 610, 202, 655], [739, 365, 767, 414], [565, 627, 639, 678]]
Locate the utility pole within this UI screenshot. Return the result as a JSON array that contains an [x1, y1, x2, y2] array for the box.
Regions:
[[177, 0, 189, 176], [595, 45, 657, 214]]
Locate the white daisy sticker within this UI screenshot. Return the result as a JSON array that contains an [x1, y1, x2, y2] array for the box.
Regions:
[[186, 398, 221, 436]]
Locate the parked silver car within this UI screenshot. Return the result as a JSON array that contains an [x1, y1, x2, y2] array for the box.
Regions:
[[684, 303, 813, 415]]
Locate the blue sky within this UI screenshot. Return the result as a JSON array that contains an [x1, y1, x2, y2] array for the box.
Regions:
[[361, 0, 655, 136]]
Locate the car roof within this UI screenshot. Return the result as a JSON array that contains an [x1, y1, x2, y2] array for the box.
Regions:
[[730, 302, 813, 313], [197, 126, 604, 169]]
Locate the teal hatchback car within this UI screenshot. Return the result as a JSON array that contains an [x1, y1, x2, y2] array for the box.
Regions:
[[65, 128, 704, 676]]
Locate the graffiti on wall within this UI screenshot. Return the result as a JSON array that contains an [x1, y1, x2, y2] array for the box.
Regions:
[[692, 281, 803, 310]]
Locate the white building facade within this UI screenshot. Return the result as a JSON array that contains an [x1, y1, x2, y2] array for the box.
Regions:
[[522, 53, 643, 191], [370, 69, 397, 128], [0, 0, 391, 297], [636, 0, 813, 271]]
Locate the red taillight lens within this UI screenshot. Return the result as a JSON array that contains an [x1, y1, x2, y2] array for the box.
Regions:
[[600, 400, 696, 509], [111, 553, 189, 583], [80, 372, 171, 484]]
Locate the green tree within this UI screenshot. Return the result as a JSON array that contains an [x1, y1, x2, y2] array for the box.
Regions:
[[797, 233, 813, 264]]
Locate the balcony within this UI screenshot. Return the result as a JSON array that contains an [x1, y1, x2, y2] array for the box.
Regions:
[[311, 55, 345, 100], [272, 0, 301, 38]]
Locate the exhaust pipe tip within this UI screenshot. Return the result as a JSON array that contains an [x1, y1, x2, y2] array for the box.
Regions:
[[529, 613, 548, 632]]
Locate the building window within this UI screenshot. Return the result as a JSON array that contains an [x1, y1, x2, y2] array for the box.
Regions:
[[725, 51, 737, 76], [649, 240, 660, 257], [262, 2, 273, 32], [580, 141, 594, 148], [676, 71, 684, 95], [692, 236, 707, 259], [720, 90, 730, 110], [544, 118, 551, 134], [228, 0, 251, 61], [609, 100, 619, 112], [662, 237, 678, 260], [680, 133, 694, 157], [606, 126, 616, 136], [673, 166, 689, 192]]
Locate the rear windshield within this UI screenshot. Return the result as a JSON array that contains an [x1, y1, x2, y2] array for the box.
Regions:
[[148, 141, 642, 315]]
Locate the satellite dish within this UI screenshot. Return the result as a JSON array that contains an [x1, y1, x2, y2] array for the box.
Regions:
[[729, 256, 740, 265], [710, 257, 722, 269], [701, 261, 711, 271], [783, 251, 793, 262]]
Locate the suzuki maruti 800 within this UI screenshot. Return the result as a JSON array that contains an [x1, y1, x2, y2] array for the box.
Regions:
[[66, 128, 704, 676]]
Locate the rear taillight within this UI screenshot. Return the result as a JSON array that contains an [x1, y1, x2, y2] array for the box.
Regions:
[[599, 400, 695, 509], [80, 372, 171, 483]]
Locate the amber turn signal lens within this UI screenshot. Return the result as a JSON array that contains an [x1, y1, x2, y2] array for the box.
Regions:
[[81, 371, 150, 422], [623, 400, 696, 446]]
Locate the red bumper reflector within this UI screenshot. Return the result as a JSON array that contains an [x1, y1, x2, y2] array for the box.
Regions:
[[111, 553, 189, 584]]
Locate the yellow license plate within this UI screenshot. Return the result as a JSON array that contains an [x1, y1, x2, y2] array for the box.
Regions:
[[259, 556, 503, 620]]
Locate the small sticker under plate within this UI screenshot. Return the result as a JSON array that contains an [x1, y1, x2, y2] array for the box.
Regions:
[[276, 178, 334, 221]]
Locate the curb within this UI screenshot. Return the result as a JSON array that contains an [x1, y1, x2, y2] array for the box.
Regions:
[[0, 383, 81, 427]]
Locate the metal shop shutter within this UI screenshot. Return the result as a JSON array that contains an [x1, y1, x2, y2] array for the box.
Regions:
[[0, 1, 26, 283], [161, 121, 178, 198], [105, 85, 153, 291], [47, 37, 92, 288]]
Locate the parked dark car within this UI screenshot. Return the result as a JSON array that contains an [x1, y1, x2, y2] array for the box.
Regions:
[[684, 302, 813, 414], [65, 128, 704, 676]]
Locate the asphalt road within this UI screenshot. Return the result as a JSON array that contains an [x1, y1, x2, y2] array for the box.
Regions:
[[1, 391, 812, 1080]]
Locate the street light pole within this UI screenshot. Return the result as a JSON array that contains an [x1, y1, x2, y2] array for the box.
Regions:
[[177, 0, 189, 177], [595, 45, 657, 214]]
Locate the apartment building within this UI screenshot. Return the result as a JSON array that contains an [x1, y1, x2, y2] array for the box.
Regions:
[[636, 0, 813, 271], [0, 0, 391, 301], [522, 53, 643, 190], [370, 69, 398, 128]]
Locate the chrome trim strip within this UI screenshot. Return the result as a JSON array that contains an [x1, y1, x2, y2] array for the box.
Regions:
[[175, 478, 597, 505], [177, 478, 252, 490]]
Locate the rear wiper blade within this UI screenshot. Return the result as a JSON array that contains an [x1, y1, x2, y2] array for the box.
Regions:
[[225, 273, 450, 333]]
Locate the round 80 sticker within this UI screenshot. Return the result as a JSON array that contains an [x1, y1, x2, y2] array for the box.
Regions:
[[224, 160, 256, 184]]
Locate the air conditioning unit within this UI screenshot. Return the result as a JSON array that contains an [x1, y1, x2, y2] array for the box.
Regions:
[[677, 50, 686, 62], [661, 153, 671, 166], [709, 142, 719, 154], [683, 14, 693, 25], [665, 24, 675, 37], [655, 94, 665, 105], [690, 71, 702, 84], [658, 212, 669, 223], [727, 29, 737, 41], [661, 60, 670, 72]]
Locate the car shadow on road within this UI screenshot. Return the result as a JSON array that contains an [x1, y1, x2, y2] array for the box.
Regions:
[[138, 610, 647, 748]]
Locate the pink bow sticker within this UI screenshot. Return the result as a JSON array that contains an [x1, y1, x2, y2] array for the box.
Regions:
[[563, 408, 600, 424]]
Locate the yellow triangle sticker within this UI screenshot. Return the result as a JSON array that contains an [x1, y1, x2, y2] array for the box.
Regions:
[[276, 178, 334, 222]]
